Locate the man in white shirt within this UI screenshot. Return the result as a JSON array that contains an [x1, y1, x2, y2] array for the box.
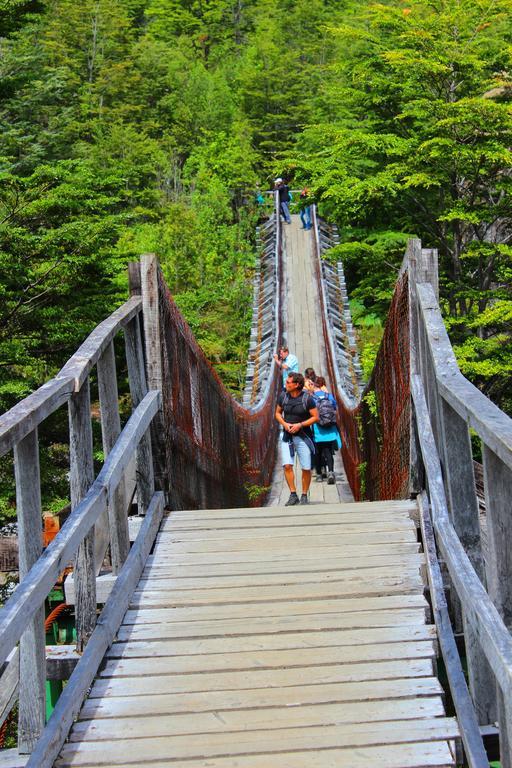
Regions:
[[273, 346, 299, 387]]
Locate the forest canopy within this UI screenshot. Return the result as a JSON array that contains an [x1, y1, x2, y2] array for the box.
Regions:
[[1, 0, 512, 522]]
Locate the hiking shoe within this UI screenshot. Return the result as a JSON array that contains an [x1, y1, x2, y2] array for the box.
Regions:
[[299, 494, 309, 505], [285, 492, 299, 506], [315, 474, 323, 482], [327, 472, 335, 485]]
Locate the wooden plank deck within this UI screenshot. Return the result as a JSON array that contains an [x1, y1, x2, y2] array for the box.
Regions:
[[55, 498, 457, 767], [268, 214, 354, 505]]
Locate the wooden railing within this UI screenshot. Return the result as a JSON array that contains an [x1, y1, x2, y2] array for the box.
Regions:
[[0, 268, 164, 765], [409, 243, 512, 768]]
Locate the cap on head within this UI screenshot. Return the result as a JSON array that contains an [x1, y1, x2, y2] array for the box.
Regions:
[[275, 177, 283, 183]]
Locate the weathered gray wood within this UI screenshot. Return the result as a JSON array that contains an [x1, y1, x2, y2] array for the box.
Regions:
[[417, 283, 512, 470], [417, 493, 488, 768], [482, 446, 512, 630], [411, 375, 512, 731], [127, 262, 141, 296], [439, 398, 484, 580], [0, 647, 19, 729], [124, 314, 154, 513], [0, 392, 161, 669], [69, 380, 97, 652], [140, 254, 162, 393], [45, 646, 80, 681], [0, 376, 73, 458], [140, 253, 164, 503], [58, 296, 141, 392], [14, 429, 46, 753], [26, 492, 165, 768], [97, 341, 129, 572]]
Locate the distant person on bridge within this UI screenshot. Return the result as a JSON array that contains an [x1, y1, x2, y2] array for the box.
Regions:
[[275, 372, 319, 506], [312, 376, 341, 485], [273, 346, 298, 387], [274, 178, 292, 224], [299, 187, 312, 230]]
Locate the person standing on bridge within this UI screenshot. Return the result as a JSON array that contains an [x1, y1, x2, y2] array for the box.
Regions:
[[274, 178, 292, 224], [273, 346, 298, 387], [299, 187, 312, 230], [312, 376, 340, 484], [275, 372, 319, 506]]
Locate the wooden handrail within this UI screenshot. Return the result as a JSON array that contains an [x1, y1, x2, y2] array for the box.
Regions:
[[0, 296, 142, 457], [0, 390, 160, 669]]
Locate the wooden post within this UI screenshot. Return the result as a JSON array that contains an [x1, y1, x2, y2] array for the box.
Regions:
[[139, 254, 166, 504], [69, 380, 96, 652], [97, 341, 129, 573], [14, 429, 45, 753], [482, 444, 512, 767]]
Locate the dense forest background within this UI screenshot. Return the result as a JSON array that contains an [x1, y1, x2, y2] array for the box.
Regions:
[[1, 0, 512, 522]]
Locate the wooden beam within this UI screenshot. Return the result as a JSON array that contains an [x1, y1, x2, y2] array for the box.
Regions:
[[14, 429, 46, 753], [0, 391, 161, 669], [417, 492, 488, 768], [25, 492, 165, 768]]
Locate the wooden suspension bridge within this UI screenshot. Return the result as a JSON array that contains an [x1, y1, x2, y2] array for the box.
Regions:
[[0, 198, 511, 767]]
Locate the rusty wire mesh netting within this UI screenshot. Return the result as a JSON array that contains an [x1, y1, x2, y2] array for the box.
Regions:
[[312, 212, 411, 501], [157, 269, 281, 510], [355, 269, 410, 500]]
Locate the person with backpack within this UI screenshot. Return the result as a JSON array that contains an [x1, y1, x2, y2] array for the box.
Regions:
[[312, 376, 341, 484], [275, 372, 319, 505]]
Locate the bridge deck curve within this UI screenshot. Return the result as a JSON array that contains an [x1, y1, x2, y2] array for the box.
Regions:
[[55, 498, 457, 767]]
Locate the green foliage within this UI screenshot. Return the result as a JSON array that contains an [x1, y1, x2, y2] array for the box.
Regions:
[[288, 0, 512, 411]]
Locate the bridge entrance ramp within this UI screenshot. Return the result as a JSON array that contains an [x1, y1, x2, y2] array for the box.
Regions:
[[56, 498, 457, 767]]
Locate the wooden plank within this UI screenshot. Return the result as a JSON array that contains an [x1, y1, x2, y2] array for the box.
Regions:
[[0, 392, 160, 669], [100, 640, 436, 679], [417, 282, 512, 471], [122, 593, 429, 625], [25, 493, 165, 768], [55, 741, 455, 768], [97, 341, 129, 573], [0, 647, 18, 729], [69, 379, 97, 651], [89, 658, 435, 698], [412, 375, 512, 729], [56, 717, 459, 765], [70, 698, 446, 742], [0, 376, 74, 459], [418, 492, 489, 768], [162, 509, 416, 530], [157, 519, 417, 541], [57, 296, 142, 391], [14, 428, 46, 753], [136, 562, 425, 590], [141, 552, 426, 579], [116, 608, 429, 642], [107, 625, 437, 659], [79, 676, 444, 720], [154, 529, 417, 554], [164, 499, 416, 520], [147, 541, 422, 566], [130, 572, 424, 608]]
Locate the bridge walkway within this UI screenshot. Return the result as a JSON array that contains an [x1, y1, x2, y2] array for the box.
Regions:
[[52, 216, 458, 765], [268, 214, 354, 506], [56, 498, 458, 767]]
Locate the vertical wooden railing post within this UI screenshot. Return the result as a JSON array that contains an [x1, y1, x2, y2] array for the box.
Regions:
[[97, 341, 129, 572], [69, 379, 96, 652], [482, 445, 512, 767], [14, 429, 45, 753], [140, 253, 165, 505]]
